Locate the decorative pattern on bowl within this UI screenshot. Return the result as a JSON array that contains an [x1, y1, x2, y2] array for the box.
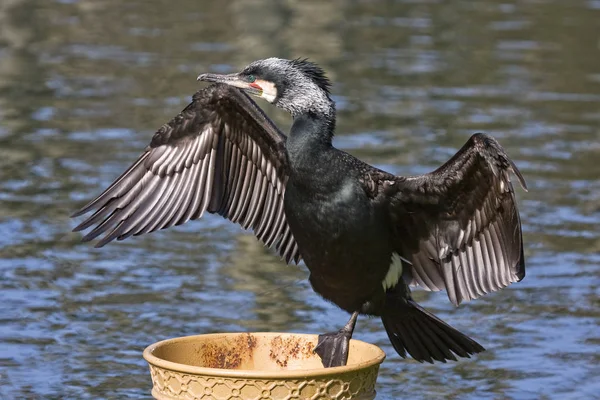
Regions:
[[144, 332, 385, 400]]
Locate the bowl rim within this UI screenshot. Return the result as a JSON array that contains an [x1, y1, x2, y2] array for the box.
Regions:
[[143, 332, 386, 379]]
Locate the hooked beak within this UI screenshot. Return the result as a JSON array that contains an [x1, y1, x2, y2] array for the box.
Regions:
[[197, 73, 263, 97]]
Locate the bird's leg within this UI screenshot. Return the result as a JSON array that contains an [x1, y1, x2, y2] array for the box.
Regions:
[[314, 311, 359, 368]]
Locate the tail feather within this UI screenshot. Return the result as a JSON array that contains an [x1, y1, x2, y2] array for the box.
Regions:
[[382, 299, 485, 363], [412, 316, 457, 361]]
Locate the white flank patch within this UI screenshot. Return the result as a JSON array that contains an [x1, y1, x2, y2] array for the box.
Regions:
[[382, 252, 404, 290], [257, 79, 277, 103]]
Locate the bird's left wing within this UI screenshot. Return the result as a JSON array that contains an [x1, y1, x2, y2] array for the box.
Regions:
[[388, 133, 527, 305], [71, 84, 300, 264]]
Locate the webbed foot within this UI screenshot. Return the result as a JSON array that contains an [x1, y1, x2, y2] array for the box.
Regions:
[[314, 311, 359, 367]]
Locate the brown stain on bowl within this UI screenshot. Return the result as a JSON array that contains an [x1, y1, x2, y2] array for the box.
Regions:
[[269, 335, 316, 368], [199, 333, 258, 369]]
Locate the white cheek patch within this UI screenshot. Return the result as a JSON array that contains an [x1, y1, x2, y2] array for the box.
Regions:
[[256, 79, 277, 103], [382, 252, 404, 290]]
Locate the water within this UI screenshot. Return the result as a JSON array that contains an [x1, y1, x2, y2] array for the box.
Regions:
[[1, 0, 599, 399]]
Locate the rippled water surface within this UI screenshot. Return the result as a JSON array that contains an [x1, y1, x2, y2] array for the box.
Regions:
[[1, 1, 599, 399]]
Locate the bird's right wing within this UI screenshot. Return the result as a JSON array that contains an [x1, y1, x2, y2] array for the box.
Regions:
[[72, 84, 301, 264]]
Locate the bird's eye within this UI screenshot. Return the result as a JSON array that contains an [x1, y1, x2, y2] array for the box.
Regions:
[[247, 75, 256, 83]]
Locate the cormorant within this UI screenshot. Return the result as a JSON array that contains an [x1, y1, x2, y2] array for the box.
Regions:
[[72, 58, 527, 368]]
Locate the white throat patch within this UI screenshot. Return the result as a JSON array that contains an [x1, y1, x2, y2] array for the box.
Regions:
[[382, 252, 405, 290], [256, 79, 277, 103]]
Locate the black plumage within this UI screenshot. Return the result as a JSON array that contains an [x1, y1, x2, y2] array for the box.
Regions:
[[72, 58, 527, 367]]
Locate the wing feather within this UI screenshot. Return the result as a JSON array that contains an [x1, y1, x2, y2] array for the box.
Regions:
[[164, 160, 197, 228], [391, 133, 526, 305], [138, 169, 186, 235], [72, 84, 301, 263]]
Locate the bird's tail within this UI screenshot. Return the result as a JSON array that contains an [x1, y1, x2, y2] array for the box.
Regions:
[[381, 297, 485, 363]]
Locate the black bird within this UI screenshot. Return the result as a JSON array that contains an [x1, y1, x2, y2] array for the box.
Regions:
[[72, 58, 527, 368]]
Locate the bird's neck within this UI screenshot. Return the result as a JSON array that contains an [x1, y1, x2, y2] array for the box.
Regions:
[[287, 111, 336, 159]]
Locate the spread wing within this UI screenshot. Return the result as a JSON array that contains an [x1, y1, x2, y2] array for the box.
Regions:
[[390, 133, 527, 305], [72, 84, 301, 264]]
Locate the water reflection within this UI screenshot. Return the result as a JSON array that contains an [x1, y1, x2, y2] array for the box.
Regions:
[[0, 0, 599, 399]]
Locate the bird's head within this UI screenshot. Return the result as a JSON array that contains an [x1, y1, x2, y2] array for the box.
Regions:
[[198, 58, 334, 117]]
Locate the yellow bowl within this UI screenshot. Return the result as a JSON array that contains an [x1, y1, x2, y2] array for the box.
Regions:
[[143, 332, 386, 400]]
